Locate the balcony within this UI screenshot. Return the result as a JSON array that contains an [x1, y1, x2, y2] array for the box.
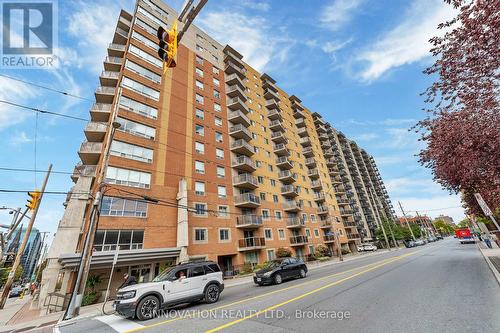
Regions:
[[295, 118, 306, 128], [238, 237, 266, 251], [316, 124, 327, 133], [104, 56, 122, 71], [229, 124, 252, 141], [285, 217, 305, 228], [234, 193, 261, 208], [323, 235, 335, 243], [71, 164, 97, 183], [236, 215, 263, 229], [224, 61, 247, 78], [323, 149, 334, 158], [233, 174, 258, 189], [90, 103, 111, 122], [108, 43, 125, 57], [263, 88, 279, 101], [226, 85, 247, 101], [290, 235, 308, 246], [276, 156, 293, 170], [311, 180, 322, 190], [112, 27, 129, 44], [232, 155, 257, 172], [297, 127, 308, 137], [283, 201, 302, 212], [95, 86, 116, 103], [84, 122, 107, 142], [231, 139, 254, 156], [318, 133, 329, 141], [300, 137, 312, 147], [293, 110, 305, 119], [273, 143, 290, 157], [326, 158, 335, 167], [347, 233, 361, 240], [269, 120, 285, 132], [268, 109, 282, 121], [307, 169, 320, 179], [78, 142, 103, 165], [100, 70, 120, 87], [317, 206, 329, 215], [265, 99, 279, 110], [281, 185, 299, 197], [321, 141, 332, 150], [278, 170, 297, 183], [328, 168, 339, 176], [271, 131, 287, 144], [340, 208, 353, 216], [305, 158, 316, 168], [228, 110, 251, 127], [330, 175, 342, 184], [320, 219, 332, 228], [302, 147, 314, 157], [343, 221, 357, 228], [225, 73, 245, 90], [227, 97, 249, 114], [313, 192, 326, 202]]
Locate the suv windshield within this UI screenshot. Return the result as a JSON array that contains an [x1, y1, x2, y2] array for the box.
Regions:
[[152, 266, 176, 282]]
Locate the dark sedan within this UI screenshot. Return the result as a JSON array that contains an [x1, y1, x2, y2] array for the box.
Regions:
[[253, 257, 308, 285]]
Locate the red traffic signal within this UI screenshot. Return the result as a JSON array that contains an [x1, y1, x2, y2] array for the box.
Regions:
[[157, 25, 177, 68]]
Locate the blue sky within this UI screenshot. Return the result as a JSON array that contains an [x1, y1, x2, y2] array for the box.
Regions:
[[0, 0, 465, 245]]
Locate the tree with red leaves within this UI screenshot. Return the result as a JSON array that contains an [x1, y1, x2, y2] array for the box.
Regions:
[[416, 0, 499, 216]]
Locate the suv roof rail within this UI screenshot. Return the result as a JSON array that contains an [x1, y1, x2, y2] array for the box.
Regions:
[[177, 260, 216, 266]]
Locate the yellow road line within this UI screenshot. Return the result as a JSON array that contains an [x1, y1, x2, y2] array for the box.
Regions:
[[204, 251, 418, 333], [125, 252, 414, 333]]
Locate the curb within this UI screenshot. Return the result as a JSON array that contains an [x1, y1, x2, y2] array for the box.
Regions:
[[477, 246, 500, 287]]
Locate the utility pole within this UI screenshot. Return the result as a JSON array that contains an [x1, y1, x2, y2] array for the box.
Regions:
[[372, 188, 397, 249], [0, 164, 51, 309], [398, 201, 416, 241], [415, 211, 430, 237], [368, 188, 390, 250], [335, 230, 343, 261]]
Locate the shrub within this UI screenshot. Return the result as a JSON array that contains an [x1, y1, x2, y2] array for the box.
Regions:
[[239, 262, 254, 275], [276, 247, 292, 258], [317, 256, 330, 262], [341, 248, 350, 255], [315, 244, 330, 257]]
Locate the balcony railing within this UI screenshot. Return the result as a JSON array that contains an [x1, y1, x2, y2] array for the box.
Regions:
[[236, 215, 263, 228], [232, 155, 257, 171], [290, 235, 308, 246], [238, 237, 266, 250], [234, 193, 261, 207], [233, 174, 258, 188], [285, 217, 305, 228]]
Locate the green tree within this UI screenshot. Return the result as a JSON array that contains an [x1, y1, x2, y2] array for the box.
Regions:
[[0, 266, 23, 287], [458, 218, 472, 228], [433, 219, 455, 235]]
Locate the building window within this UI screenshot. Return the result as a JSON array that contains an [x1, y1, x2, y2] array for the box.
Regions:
[[125, 59, 161, 84], [275, 211, 282, 220], [196, 55, 204, 64], [306, 229, 311, 237], [310, 214, 317, 222], [116, 117, 155, 140], [216, 148, 224, 159], [196, 93, 204, 104], [267, 249, 275, 261], [273, 195, 279, 203], [216, 166, 225, 178], [118, 95, 157, 119], [262, 209, 270, 220], [195, 108, 204, 120], [121, 77, 160, 101], [195, 161, 205, 174], [214, 103, 221, 112], [260, 192, 266, 201], [195, 182, 205, 195], [195, 124, 204, 136], [105, 166, 151, 188], [213, 78, 220, 86], [314, 229, 320, 238], [218, 205, 229, 218], [194, 228, 207, 243], [194, 203, 207, 216], [213, 90, 220, 99], [270, 179, 276, 186], [257, 176, 264, 184], [214, 117, 222, 127], [213, 67, 219, 75], [196, 44, 204, 52], [101, 196, 147, 217], [110, 140, 153, 163], [195, 141, 205, 154], [219, 229, 230, 242], [217, 185, 227, 199], [195, 80, 204, 90], [215, 132, 223, 142], [93, 229, 144, 251], [264, 229, 273, 240], [195, 67, 204, 77], [278, 229, 285, 240]]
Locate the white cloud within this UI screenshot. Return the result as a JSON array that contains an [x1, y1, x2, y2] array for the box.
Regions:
[[198, 11, 291, 72], [357, 0, 456, 82], [396, 195, 465, 224], [0, 77, 38, 131], [385, 177, 441, 195], [320, 0, 363, 31], [355, 133, 379, 141], [321, 38, 353, 54], [240, 0, 270, 11]]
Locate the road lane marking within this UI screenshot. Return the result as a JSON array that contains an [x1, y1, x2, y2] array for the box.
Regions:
[[204, 251, 419, 333], [96, 314, 145, 332], [125, 252, 415, 333]]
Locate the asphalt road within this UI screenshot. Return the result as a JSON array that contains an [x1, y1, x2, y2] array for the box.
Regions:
[[55, 238, 500, 333]]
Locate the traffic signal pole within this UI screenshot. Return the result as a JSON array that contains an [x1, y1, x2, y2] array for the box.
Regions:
[[0, 164, 52, 309]]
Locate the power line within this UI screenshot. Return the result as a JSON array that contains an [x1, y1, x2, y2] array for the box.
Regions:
[[0, 100, 90, 122], [0, 73, 93, 101], [0, 167, 73, 175]]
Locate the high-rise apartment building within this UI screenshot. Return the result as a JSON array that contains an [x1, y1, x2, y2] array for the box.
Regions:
[[39, 0, 395, 305]]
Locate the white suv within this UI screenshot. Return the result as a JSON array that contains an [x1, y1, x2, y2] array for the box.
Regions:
[[114, 261, 224, 320]]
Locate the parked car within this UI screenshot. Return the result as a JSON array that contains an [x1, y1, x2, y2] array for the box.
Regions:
[[403, 240, 416, 248], [414, 239, 425, 246], [254, 257, 307, 286], [114, 261, 224, 321], [357, 243, 378, 252], [9, 286, 23, 298], [436, 235, 443, 240]]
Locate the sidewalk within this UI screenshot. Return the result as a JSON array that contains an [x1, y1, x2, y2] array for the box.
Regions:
[[477, 240, 500, 286], [1, 248, 397, 332]]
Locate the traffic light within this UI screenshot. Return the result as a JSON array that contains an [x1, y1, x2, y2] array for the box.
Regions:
[[157, 21, 178, 69], [26, 190, 41, 211]]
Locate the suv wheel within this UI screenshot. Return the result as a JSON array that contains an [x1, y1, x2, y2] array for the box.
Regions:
[[136, 295, 159, 321], [205, 284, 220, 303], [274, 273, 282, 285], [299, 269, 306, 278]]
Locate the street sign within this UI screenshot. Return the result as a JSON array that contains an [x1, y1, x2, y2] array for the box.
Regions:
[[474, 193, 493, 216]]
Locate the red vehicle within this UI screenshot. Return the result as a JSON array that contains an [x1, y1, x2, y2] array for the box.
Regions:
[[455, 228, 475, 244]]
